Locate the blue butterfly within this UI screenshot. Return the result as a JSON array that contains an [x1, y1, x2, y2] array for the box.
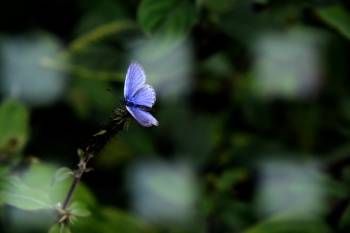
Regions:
[[124, 62, 159, 127]]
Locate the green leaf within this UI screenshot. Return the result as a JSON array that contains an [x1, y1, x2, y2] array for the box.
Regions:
[[24, 163, 60, 190], [71, 207, 152, 233], [1, 176, 52, 210], [138, 0, 197, 37], [52, 167, 74, 185], [1, 162, 96, 211], [0, 99, 29, 153], [48, 224, 72, 233], [69, 202, 91, 218], [244, 213, 331, 233], [317, 5, 350, 40], [216, 168, 248, 192], [0, 166, 9, 205], [202, 0, 237, 13], [0, 163, 62, 210]]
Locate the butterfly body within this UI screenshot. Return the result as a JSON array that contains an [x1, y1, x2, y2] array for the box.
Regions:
[[123, 62, 159, 127], [124, 99, 151, 111]]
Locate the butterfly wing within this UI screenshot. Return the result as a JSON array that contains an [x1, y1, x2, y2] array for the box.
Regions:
[[124, 62, 158, 127], [126, 106, 159, 127], [124, 62, 146, 99], [129, 84, 156, 108]]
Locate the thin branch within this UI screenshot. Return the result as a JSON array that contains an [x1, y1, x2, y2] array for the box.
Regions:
[[68, 20, 137, 54], [61, 106, 129, 211]]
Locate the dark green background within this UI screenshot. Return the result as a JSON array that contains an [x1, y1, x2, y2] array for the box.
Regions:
[[0, 0, 350, 233]]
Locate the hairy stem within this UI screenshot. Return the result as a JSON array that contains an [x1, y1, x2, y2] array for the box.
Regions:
[[61, 106, 128, 211]]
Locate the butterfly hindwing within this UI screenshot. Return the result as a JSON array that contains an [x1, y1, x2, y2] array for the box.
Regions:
[[130, 84, 156, 108], [124, 62, 146, 98], [126, 106, 159, 127]]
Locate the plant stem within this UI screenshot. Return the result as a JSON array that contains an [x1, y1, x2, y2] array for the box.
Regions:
[[62, 174, 80, 209], [61, 106, 128, 211]]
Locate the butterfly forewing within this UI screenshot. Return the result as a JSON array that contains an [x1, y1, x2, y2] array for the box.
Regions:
[[124, 63, 146, 99]]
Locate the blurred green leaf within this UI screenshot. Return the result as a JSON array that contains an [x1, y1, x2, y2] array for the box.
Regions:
[[72, 207, 153, 233], [71, 183, 97, 209], [1, 163, 62, 210], [52, 167, 73, 185], [48, 224, 72, 233], [0, 99, 29, 153], [138, 0, 197, 37], [1, 162, 96, 211], [0, 33, 67, 106], [75, 1, 131, 35], [2, 176, 52, 210], [202, 0, 237, 13], [244, 214, 331, 233], [216, 168, 248, 192], [317, 5, 350, 40], [0, 166, 10, 205], [218, 0, 302, 43], [69, 202, 91, 218], [24, 163, 59, 190], [100, 208, 152, 233]]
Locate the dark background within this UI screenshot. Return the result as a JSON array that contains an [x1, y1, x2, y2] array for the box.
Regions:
[[1, 0, 350, 233]]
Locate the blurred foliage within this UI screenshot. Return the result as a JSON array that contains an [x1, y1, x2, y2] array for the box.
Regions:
[[0, 99, 29, 154], [317, 4, 350, 40], [0, 0, 350, 233], [138, 0, 197, 38]]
